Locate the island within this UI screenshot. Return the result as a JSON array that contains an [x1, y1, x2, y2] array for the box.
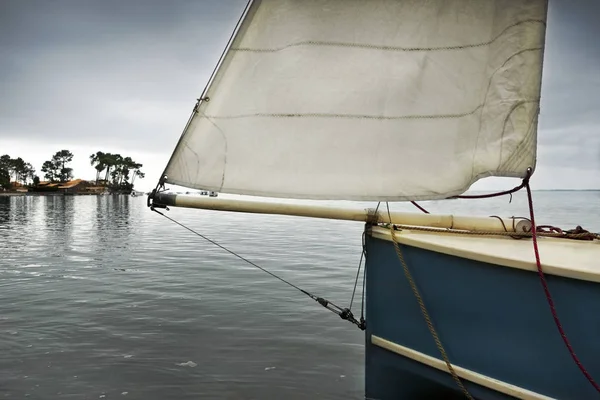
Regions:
[[0, 150, 144, 196]]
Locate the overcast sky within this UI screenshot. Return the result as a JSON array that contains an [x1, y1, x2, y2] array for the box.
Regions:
[[1, 0, 598, 192]]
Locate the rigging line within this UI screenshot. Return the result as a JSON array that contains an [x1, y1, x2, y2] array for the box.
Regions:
[[348, 230, 365, 312], [525, 182, 600, 393], [152, 208, 312, 298], [386, 202, 474, 399], [198, 0, 255, 101], [151, 207, 365, 329], [349, 201, 381, 311], [360, 230, 367, 323], [357, 202, 381, 324]]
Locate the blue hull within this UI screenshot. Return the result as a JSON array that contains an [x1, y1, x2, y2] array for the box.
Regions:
[[364, 234, 600, 399]]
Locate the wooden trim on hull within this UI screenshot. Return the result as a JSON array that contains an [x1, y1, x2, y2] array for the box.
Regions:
[[371, 335, 554, 400]]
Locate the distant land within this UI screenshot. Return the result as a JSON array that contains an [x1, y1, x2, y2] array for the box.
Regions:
[[1, 149, 144, 196]]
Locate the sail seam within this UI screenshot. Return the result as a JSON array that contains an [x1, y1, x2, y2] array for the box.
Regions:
[[498, 101, 540, 171], [199, 112, 229, 191], [230, 19, 545, 53], [472, 47, 544, 180], [201, 99, 540, 121]]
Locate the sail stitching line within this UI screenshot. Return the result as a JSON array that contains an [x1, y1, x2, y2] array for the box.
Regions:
[[385, 202, 475, 399], [471, 46, 543, 180], [202, 106, 481, 120], [201, 98, 541, 121], [231, 19, 545, 53], [181, 141, 200, 188], [498, 100, 540, 170], [198, 111, 229, 191], [499, 103, 540, 172]]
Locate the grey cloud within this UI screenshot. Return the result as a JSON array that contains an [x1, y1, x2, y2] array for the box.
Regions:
[[537, 124, 600, 170], [1, 0, 247, 151], [539, 0, 600, 130], [0, 0, 599, 188]]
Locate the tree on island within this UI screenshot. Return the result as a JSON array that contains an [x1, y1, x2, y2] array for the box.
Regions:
[[41, 161, 57, 182], [90, 152, 118, 184], [89, 151, 106, 185], [131, 168, 145, 187], [0, 154, 37, 189], [0, 156, 10, 189], [0, 155, 12, 189], [41, 150, 74, 182], [9, 158, 25, 182], [0, 149, 144, 193], [12, 158, 35, 184], [0, 168, 9, 190], [89, 151, 144, 193]]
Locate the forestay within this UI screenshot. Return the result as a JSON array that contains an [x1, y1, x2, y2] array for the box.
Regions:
[[162, 0, 548, 201]]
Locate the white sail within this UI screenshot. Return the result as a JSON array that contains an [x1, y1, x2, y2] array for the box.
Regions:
[[162, 0, 548, 201]]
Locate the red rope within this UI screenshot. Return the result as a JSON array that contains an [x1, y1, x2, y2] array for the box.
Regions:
[[413, 172, 531, 212], [411, 201, 429, 214], [448, 180, 526, 200], [525, 182, 600, 393]]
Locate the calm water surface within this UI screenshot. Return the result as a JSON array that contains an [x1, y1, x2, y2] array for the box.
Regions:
[[1, 191, 599, 399]]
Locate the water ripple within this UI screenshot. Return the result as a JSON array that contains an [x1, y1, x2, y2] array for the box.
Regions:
[[0, 192, 598, 399]]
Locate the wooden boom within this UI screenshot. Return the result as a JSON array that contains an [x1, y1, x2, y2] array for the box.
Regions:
[[151, 192, 532, 233]]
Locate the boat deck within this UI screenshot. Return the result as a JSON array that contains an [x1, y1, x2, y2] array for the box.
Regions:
[[370, 226, 600, 283]]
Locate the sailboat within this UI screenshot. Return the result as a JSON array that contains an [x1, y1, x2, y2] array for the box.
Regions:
[[147, 1, 600, 398]]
